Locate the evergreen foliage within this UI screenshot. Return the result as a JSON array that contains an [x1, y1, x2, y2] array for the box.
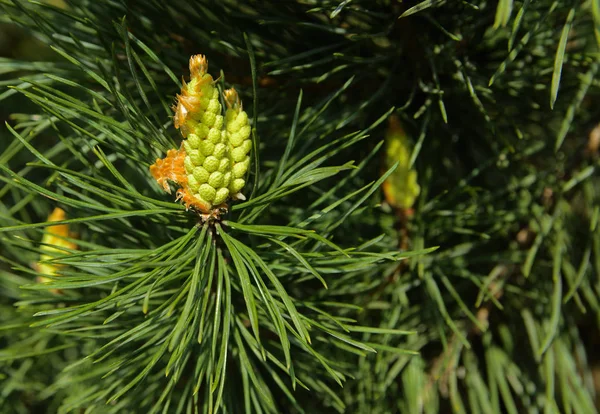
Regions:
[[1, 0, 599, 413]]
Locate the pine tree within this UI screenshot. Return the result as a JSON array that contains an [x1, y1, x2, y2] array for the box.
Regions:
[[1, 1, 599, 413]]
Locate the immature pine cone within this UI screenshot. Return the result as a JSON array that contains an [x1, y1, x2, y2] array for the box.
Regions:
[[150, 55, 252, 213]]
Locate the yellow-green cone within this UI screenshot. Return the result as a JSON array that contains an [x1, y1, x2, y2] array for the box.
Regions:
[[224, 88, 252, 197], [152, 54, 252, 213]]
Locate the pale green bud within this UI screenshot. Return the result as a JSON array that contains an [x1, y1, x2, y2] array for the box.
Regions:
[[236, 111, 248, 126], [231, 147, 247, 162], [203, 156, 219, 172], [230, 178, 245, 193], [223, 172, 232, 187], [199, 183, 216, 201], [187, 133, 201, 148], [228, 131, 244, 147], [193, 166, 209, 183], [214, 188, 230, 205], [240, 139, 252, 154], [208, 128, 221, 144], [207, 99, 220, 113], [188, 150, 204, 166], [201, 111, 216, 127], [232, 161, 247, 179], [214, 143, 227, 159], [226, 119, 239, 133], [193, 124, 210, 138], [208, 171, 224, 188], [200, 141, 215, 156], [232, 157, 250, 179], [218, 158, 230, 173], [239, 125, 251, 140]]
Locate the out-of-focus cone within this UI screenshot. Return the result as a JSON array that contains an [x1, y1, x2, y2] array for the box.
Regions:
[[382, 115, 420, 213], [35, 207, 77, 293]]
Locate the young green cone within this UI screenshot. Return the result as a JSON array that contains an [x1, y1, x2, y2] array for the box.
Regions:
[[150, 55, 251, 213]]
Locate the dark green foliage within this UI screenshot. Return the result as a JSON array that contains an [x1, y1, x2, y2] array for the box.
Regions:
[[1, 0, 599, 413]]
